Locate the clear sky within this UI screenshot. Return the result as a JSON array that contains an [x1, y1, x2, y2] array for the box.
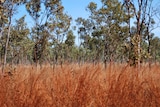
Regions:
[[61, 0, 102, 45], [61, 0, 160, 19], [61, 0, 101, 20], [13, 0, 160, 39]]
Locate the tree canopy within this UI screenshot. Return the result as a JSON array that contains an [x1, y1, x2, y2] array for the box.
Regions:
[[0, 0, 160, 68]]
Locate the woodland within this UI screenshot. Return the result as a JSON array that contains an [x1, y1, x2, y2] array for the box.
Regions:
[[0, 0, 160, 68], [1, 0, 160, 107]]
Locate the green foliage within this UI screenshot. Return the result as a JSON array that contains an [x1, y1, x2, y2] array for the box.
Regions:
[[8, 16, 33, 64], [65, 30, 75, 47], [25, 0, 72, 64]]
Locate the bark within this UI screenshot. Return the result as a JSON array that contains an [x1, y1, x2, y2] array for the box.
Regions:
[[2, 3, 13, 73]]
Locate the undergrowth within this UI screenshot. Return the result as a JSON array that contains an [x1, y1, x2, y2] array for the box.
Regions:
[[0, 63, 160, 107]]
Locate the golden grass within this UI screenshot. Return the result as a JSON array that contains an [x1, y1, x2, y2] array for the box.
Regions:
[[0, 63, 160, 107]]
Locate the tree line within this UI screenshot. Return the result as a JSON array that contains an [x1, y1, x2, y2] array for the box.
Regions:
[[0, 0, 160, 68]]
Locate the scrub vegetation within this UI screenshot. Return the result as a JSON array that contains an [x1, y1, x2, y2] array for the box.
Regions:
[[0, 0, 160, 106], [0, 64, 160, 107]]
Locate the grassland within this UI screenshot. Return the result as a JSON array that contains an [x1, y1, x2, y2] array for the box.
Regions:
[[0, 63, 160, 107]]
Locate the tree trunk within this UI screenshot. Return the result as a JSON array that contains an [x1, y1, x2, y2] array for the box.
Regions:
[[148, 35, 151, 68], [104, 40, 108, 69], [3, 15, 12, 73]]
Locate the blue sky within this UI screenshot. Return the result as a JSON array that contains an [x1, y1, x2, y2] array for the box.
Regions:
[[13, 0, 160, 39], [14, 0, 101, 26], [13, 0, 102, 45], [61, 0, 101, 20], [61, 0, 160, 39]]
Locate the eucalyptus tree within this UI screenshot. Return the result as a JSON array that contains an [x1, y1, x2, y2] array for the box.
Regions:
[[0, 0, 24, 72], [0, 0, 8, 40], [47, 12, 71, 65], [144, 0, 158, 67], [126, 0, 156, 67], [150, 37, 160, 62], [75, 17, 97, 63], [9, 15, 32, 64], [122, 0, 135, 65], [0, 0, 7, 64], [64, 30, 75, 62], [25, 0, 68, 64], [87, 0, 127, 68]]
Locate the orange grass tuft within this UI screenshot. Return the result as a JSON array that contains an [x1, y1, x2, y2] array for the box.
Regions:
[[0, 63, 160, 107]]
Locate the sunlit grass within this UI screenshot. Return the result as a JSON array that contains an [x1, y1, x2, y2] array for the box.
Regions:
[[0, 63, 160, 107]]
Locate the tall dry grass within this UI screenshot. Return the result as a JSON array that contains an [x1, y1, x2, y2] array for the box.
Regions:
[[0, 63, 160, 107]]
